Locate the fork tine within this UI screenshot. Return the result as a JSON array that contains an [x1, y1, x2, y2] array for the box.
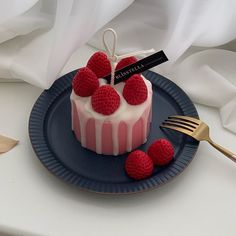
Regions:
[[165, 118, 198, 129], [168, 115, 200, 125], [160, 124, 193, 137], [162, 121, 195, 132]]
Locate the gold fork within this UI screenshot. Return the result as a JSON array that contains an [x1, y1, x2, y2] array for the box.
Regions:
[[160, 115, 236, 162]]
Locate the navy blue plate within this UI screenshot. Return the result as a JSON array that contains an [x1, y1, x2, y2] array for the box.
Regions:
[[29, 70, 199, 194]]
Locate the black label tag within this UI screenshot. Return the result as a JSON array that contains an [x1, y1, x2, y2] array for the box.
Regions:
[[103, 50, 168, 84]]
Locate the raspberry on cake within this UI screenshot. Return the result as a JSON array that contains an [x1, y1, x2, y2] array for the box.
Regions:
[[116, 56, 137, 71], [123, 74, 148, 105], [91, 85, 120, 115], [87, 51, 111, 78], [72, 67, 99, 97]]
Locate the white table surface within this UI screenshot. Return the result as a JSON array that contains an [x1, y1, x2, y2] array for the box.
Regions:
[[0, 45, 236, 236]]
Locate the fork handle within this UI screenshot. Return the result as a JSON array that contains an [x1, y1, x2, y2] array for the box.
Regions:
[[208, 140, 236, 162]]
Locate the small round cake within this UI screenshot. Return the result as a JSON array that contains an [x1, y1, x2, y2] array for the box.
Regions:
[[70, 52, 153, 156]]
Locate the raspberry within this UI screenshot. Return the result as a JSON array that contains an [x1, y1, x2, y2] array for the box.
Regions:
[[116, 56, 137, 71], [91, 85, 120, 115], [147, 139, 174, 165], [87, 51, 111, 78], [125, 150, 154, 180], [123, 74, 148, 105], [72, 67, 99, 97]]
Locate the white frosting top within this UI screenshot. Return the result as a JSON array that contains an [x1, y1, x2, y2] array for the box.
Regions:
[[70, 76, 152, 124]]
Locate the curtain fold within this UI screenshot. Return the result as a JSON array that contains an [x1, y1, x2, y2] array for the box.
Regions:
[[0, 0, 134, 87]]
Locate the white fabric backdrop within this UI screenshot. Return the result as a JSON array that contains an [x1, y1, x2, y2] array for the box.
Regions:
[[0, 0, 236, 133], [0, 0, 134, 87]]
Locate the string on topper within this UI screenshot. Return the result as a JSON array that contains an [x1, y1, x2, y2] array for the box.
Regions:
[[102, 28, 155, 87]]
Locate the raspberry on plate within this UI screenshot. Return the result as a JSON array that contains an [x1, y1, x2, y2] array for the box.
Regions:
[[91, 85, 120, 115], [147, 139, 174, 165], [123, 74, 148, 105], [72, 67, 99, 97], [87, 51, 111, 78], [125, 150, 154, 180]]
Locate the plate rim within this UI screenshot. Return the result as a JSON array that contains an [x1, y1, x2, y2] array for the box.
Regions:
[[29, 70, 199, 194]]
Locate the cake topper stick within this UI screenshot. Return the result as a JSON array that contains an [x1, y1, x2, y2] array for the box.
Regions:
[[102, 28, 117, 87], [102, 28, 155, 86]]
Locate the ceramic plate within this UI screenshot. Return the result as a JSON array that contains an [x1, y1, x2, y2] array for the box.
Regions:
[[29, 70, 199, 194]]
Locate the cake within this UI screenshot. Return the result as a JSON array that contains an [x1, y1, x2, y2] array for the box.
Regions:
[[70, 54, 152, 155], [70, 29, 153, 156], [70, 67, 152, 155]]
